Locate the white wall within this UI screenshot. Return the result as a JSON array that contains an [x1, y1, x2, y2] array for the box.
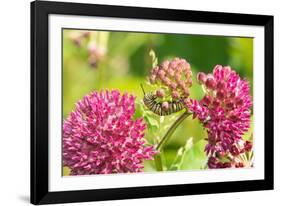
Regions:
[[0, 0, 279, 205]]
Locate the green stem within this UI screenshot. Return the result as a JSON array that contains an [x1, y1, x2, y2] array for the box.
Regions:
[[154, 155, 163, 171], [156, 111, 191, 151]]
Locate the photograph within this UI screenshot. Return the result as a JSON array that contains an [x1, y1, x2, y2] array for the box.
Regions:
[[62, 29, 254, 176], [0, 0, 277, 204], [30, 1, 273, 204]]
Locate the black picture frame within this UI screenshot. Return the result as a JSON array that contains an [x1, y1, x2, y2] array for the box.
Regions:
[[31, 0, 274, 204]]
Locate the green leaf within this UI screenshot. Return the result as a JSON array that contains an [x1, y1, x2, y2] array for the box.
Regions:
[[180, 139, 207, 170], [169, 137, 193, 170], [149, 49, 158, 67], [136, 99, 160, 130], [144, 115, 159, 130]]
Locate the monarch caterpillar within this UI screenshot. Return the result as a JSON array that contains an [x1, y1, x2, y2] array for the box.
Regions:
[[141, 84, 185, 116]]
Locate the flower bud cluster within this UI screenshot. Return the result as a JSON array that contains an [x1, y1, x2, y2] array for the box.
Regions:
[[149, 58, 192, 102]]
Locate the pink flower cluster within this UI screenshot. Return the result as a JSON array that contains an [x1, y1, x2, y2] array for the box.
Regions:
[[70, 31, 90, 47], [87, 42, 106, 68], [63, 90, 157, 175], [186, 65, 253, 168], [149, 57, 192, 101], [69, 30, 106, 68]]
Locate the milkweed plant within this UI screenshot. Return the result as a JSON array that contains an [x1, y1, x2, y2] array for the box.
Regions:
[[63, 49, 253, 175]]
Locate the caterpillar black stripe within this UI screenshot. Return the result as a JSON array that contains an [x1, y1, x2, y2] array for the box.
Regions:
[[141, 84, 185, 116]]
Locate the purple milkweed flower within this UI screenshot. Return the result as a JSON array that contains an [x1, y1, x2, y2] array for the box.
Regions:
[[63, 90, 157, 175], [186, 65, 253, 168]]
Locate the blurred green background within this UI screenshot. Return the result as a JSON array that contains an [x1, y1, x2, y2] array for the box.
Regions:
[[63, 29, 253, 174]]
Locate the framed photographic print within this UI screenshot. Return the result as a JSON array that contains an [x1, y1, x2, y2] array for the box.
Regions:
[[31, 0, 274, 204]]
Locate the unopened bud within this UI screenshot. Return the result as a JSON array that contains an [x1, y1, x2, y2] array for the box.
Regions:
[[205, 77, 216, 89], [156, 89, 165, 98], [161, 60, 170, 70], [158, 70, 166, 79], [172, 91, 180, 99], [161, 102, 169, 111], [169, 82, 177, 90], [223, 66, 232, 74], [149, 75, 156, 84], [183, 88, 190, 97], [167, 68, 175, 77], [197, 72, 207, 84]]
